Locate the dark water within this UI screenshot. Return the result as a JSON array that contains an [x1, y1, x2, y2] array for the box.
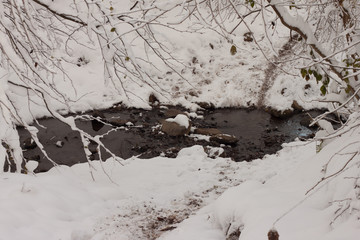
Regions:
[[200, 109, 314, 160], [12, 107, 319, 173]]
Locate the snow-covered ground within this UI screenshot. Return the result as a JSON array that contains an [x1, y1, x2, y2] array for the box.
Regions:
[[3, 0, 326, 123], [162, 125, 360, 240], [2, 126, 359, 240]]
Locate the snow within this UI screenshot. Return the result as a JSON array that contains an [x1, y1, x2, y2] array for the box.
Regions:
[[161, 131, 360, 240], [0, 146, 242, 240], [55, 140, 64, 147], [25, 160, 39, 173], [189, 133, 211, 142], [166, 114, 190, 128], [2, 130, 359, 240]]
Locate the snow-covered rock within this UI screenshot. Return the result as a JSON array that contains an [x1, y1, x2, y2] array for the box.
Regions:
[[161, 114, 191, 136]]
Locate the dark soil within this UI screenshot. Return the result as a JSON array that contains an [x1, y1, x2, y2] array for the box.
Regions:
[[11, 106, 321, 173]]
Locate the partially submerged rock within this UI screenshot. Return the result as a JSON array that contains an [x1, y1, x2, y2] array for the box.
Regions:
[[291, 100, 304, 112], [23, 137, 37, 150], [161, 114, 191, 136], [161, 121, 190, 136], [55, 141, 64, 148], [164, 109, 185, 118], [194, 128, 222, 136], [92, 110, 105, 119], [108, 117, 131, 127], [210, 134, 238, 145], [196, 101, 215, 110]]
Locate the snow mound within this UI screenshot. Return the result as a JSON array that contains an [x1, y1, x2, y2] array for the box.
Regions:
[[166, 114, 190, 128]]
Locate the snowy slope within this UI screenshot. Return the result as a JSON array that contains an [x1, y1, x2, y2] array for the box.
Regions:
[[161, 117, 360, 240], [1, 146, 242, 240], [3, 0, 326, 124]]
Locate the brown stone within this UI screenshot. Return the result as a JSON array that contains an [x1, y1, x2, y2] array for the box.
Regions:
[[267, 229, 279, 240], [196, 102, 215, 110], [149, 93, 159, 104], [164, 109, 185, 118], [194, 128, 222, 136], [210, 134, 238, 145], [92, 110, 105, 119], [108, 118, 130, 127], [291, 100, 304, 112], [161, 119, 191, 136]]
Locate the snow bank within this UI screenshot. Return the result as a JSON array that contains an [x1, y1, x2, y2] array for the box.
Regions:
[[161, 120, 360, 240], [0, 145, 241, 240], [2, 122, 360, 240]]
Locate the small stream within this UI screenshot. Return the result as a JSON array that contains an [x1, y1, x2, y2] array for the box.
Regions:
[[12, 106, 321, 173]]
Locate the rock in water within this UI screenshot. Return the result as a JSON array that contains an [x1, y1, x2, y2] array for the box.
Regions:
[[291, 100, 304, 112], [23, 137, 37, 149], [161, 121, 190, 136], [164, 109, 185, 118], [210, 134, 238, 145], [194, 128, 222, 136], [108, 117, 130, 127], [55, 141, 64, 148], [196, 101, 215, 110], [161, 114, 191, 136]]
